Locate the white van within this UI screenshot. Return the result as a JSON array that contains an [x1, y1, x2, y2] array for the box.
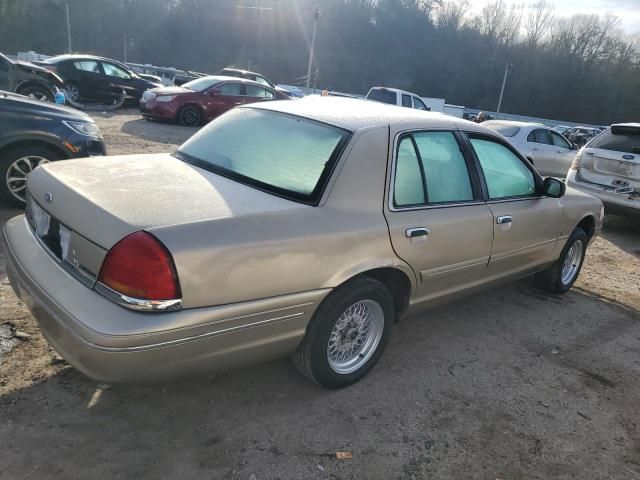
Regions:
[[365, 86, 430, 111]]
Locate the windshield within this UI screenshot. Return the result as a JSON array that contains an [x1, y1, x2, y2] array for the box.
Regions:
[[367, 89, 396, 105], [175, 108, 351, 203], [182, 77, 220, 92]]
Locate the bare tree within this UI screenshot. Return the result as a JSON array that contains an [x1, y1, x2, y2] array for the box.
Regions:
[[524, 0, 554, 47]]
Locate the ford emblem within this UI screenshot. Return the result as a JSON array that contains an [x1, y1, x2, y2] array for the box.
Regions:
[[622, 154, 634, 160], [44, 192, 53, 203]]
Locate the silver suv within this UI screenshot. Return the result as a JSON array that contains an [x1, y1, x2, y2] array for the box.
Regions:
[[566, 123, 640, 216]]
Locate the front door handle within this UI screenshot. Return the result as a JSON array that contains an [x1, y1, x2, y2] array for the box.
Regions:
[[406, 227, 430, 238], [496, 216, 513, 225]]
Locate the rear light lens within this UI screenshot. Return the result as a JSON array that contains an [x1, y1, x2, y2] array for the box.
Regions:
[[98, 231, 181, 301], [570, 151, 582, 170], [44, 65, 58, 72]]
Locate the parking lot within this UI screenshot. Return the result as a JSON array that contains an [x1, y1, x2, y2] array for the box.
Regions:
[[0, 110, 639, 479]]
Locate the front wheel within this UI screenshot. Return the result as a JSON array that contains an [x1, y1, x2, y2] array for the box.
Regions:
[[292, 276, 394, 389], [178, 105, 202, 126], [17, 84, 53, 102], [534, 227, 588, 294]]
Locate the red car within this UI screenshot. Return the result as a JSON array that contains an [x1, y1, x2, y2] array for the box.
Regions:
[[140, 76, 290, 126]]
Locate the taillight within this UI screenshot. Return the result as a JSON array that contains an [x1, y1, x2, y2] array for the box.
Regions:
[[570, 151, 582, 170], [98, 231, 181, 301], [44, 65, 58, 73]]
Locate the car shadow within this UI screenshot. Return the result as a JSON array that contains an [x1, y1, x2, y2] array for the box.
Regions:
[[120, 117, 199, 145], [600, 213, 640, 259], [1, 282, 639, 479]]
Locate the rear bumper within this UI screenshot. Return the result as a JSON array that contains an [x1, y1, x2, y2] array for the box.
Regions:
[[3, 215, 327, 383], [566, 170, 640, 215]]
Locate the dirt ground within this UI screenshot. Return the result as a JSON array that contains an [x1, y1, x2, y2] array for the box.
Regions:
[[0, 110, 639, 480]]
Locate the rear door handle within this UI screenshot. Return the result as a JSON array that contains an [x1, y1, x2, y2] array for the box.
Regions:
[[496, 216, 513, 225], [406, 227, 430, 238]]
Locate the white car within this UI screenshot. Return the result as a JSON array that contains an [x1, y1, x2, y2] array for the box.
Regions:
[[483, 121, 579, 178], [365, 86, 430, 111], [567, 123, 640, 216]]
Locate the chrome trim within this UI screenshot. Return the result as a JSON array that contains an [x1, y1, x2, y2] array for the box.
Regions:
[[94, 282, 183, 312], [87, 312, 305, 352], [496, 215, 513, 224], [405, 227, 430, 238]]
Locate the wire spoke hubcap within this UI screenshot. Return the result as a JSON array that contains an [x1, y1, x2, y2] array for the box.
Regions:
[[561, 239, 584, 285], [327, 299, 384, 374], [6, 155, 49, 202]]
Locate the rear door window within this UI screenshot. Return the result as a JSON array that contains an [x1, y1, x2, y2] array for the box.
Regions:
[[413, 132, 474, 203], [589, 128, 640, 153], [394, 137, 426, 207], [401, 94, 412, 108]]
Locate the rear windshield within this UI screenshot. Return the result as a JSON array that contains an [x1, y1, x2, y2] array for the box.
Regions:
[[485, 123, 520, 138], [175, 108, 350, 204], [367, 89, 396, 105], [589, 128, 640, 153]]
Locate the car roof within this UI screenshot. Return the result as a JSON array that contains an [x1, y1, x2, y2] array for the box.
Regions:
[[482, 120, 544, 129], [186, 75, 275, 89], [221, 68, 265, 77], [368, 86, 421, 97], [247, 96, 494, 133], [43, 54, 121, 64]]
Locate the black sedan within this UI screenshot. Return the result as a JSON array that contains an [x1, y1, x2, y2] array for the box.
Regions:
[[0, 90, 106, 206], [37, 55, 162, 104]]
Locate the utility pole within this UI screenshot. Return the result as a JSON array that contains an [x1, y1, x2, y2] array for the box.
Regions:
[[496, 63, 512, 113], [66, 1, 72, 53], [123, 34, 127, 63], [306, 8, 320, 89]]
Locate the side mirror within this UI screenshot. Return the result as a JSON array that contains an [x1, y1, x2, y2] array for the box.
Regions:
[[543, 177, 566, 198], [571, 143, 579, 150], [208, 88, 221, 96]]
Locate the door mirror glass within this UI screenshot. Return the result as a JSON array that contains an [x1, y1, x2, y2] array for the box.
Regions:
[[543, 177, 566, 198]]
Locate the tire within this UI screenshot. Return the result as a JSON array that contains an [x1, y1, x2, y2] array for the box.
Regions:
[[178, 105, 202, 127], [63, 82, 82, 102], [291, 276, 394, 389], [0, 145, 63, 207], [17, 84, 53, 102], [534, 227, 588, 294]]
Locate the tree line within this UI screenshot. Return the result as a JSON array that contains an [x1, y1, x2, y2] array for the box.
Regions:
[[1, 0, 638, 124]]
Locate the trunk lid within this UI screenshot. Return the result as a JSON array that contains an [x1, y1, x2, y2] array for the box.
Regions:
[[27, 153, 307, 249]]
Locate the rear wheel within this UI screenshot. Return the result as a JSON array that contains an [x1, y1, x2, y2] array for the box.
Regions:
[[534, 227, 587, 294], [291, 276, 394, 389], [0, 145, 63, 207], [178, 105, 202, 127], [17, 84, 53, 102]]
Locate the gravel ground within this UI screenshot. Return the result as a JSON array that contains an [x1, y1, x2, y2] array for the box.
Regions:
[[0, 111, 639, 480]]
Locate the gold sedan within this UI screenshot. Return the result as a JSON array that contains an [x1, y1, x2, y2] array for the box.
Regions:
[[3, 97, 603, 388]]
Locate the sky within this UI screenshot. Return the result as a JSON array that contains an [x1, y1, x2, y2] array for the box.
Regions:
[[467, 0, 640, 34]]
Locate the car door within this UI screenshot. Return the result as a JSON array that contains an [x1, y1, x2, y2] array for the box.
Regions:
[[549, 130, 575, 177], [526, 128, 557, 176], [70, 60, 104, 100], [0, 55, 13, 91], [244, 84, 275, 106], [202, 81, 245, 121], [466, 133, 562, 279], [384, 130, 494, 305], [100, 61, 137, 99]]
